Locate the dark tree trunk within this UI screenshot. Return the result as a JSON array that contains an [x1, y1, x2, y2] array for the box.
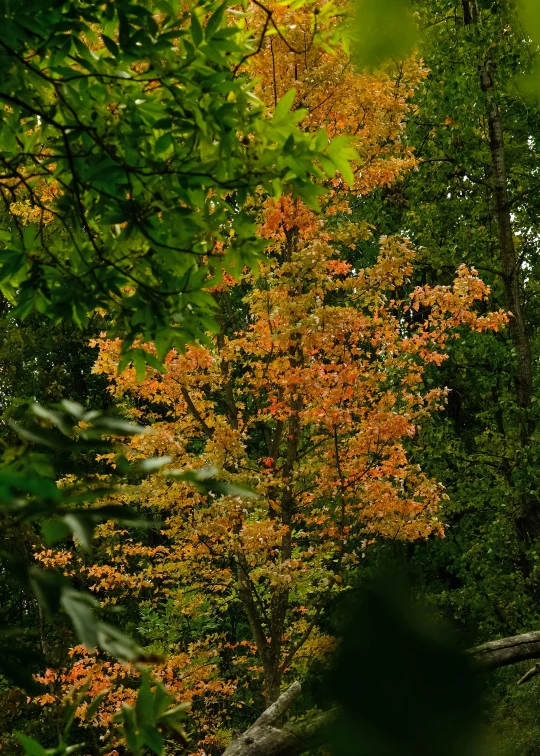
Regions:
[[480, 65, 533, 414]]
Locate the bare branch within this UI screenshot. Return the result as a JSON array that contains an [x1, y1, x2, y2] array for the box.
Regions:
[[518, 662, 540, 686]]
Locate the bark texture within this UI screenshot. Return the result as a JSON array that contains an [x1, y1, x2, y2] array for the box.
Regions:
[[222, 682, 335, 756], [468, 629, 540, 670]]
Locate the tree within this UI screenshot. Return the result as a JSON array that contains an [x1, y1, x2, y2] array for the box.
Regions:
[[346, 1, 540, 749], [28, 3, 510, 749], [0, 0, 368, 751], [375, 0, 540, 636], [4, 1, 536, 753], [37, 243, 505, 747]]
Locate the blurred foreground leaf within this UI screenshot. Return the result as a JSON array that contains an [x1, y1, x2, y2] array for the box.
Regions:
[[351, 0, 418, 68], [325, 573, 487, 756]]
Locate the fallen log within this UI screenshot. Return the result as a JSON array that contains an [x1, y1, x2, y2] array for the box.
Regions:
[[222, 682, 335, 756], [468, 630, 540, 671]]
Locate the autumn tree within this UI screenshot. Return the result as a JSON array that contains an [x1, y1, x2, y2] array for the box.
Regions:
[[0, 0, 373, 752], [6, 1, 540, 754], [33, 8, 508, 748]]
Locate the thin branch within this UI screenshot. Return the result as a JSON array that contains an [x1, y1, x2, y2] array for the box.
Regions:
[[178, 384, 214, 437], [518, 662, 540, 685]]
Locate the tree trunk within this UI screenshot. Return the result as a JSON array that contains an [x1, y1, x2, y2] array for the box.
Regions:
[[480, 64, 533, 414], [479, 63, 540, 538]]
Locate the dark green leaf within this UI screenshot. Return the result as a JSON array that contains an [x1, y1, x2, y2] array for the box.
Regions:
[[41, 519, 71, 545], [15, 734, 48, 756]]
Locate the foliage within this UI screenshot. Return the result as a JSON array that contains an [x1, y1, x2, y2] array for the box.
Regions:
[[0, 0, 352, 365], [4, 0, 540, 754], [0, 397, 259, 756], [350, 0, 418, 69], [16, 671, 189, 756], [371, 0, 540, 635], [35, 21, 508, 739], [0, 398, 249, 677], [354, 0, 540, 748]]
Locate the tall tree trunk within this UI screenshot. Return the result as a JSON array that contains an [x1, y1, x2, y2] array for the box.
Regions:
[[262, 219, 303, 705], [461, 0, 536, 535], [480, 64, 533, 414], [266, 394, 301, 704], [462, 0, 533, 416], [479, 63, 540, 538]]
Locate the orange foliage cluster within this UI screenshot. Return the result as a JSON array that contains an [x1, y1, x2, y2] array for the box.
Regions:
[[36, 641, 240, 754], [36, 232, 506, 741], [247, 0, 426, 193], [7, 161, 59, 225]]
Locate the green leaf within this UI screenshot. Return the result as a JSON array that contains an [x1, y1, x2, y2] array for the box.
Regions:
[[61, 400, 85, 419], [137, 456, 173, 472], [144, 351, 167, 373], [101, 34, 119, 57], [205, 1, 227, 39], [32, 403, 74, 436], [84, 688, 110, 722], [154, 132, 173, 154], [142, 725, 164, 755], [351, 0, 418, 68], [315, 128, 329, 151], [97, 622, 143, 661], [60, 589, 99, 649], [118, 351, 133, 375], [16, 733, 48, 756], [29, 568, 65, 616], [152, 681, 173, 718], [136, 673, 156, 727], [41, 519, 71, 545], [117, 704, 141, 752], [132, 349, 147, 382], [89, 416, 146, 435], [272, 88, 297, 125], [9, 421, 73, 450], [327, 135, 359, 186], [191, 10, 203, 45], [159, 701, 190, 723], [63, 513, 94, 550], [166, 465, 259, 498]]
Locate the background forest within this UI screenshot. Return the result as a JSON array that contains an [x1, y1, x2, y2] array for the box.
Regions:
[[2, 0, 540, 754]]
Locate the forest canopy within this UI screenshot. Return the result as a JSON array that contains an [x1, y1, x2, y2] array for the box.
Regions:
[[2, 0, 540, 754]]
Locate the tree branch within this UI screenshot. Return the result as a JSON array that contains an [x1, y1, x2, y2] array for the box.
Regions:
[[255, 681, 302, 727], [178, 384, 213, 437], [518, 662, 540, 685]]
